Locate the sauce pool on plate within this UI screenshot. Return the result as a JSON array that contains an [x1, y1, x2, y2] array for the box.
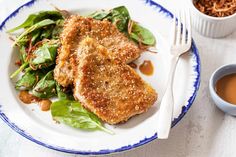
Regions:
[[19, 90, 39, 104], [139, 60, 154, 76], [38, 99, 52, 111], [215, 73, 236, 105], [19, 91, 52, 111]]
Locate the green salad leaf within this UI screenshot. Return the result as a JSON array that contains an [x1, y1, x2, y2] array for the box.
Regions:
[[51, 100, 114, 134], [15, 70, 45, 90], [89, 10, 110, 20], [52, 20, 64, 39], [8, 14, 37, 33], [19, 46, 27, 63], [32, 71, 56, 98], [89, 6, 155, 45], [30, 42, 58, 69], [40, 26, 53, 39], [89, 6, 130, 32], [14, 19, 55, 45], [130, 23, 156, 46], [31, 30, 41, 45], [110, 6, 130, 32], [8, 11, 63, 33], [10, 62, 29, 79], [15, 71, 37, 90], [17, 35, 29, 46], [56, 83, 74, 100]]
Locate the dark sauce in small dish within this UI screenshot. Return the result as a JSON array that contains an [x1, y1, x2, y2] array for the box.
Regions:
[[215, 73, 236, 105]]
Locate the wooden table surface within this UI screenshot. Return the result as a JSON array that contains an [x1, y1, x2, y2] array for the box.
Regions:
[[1, 0, 236, 157]]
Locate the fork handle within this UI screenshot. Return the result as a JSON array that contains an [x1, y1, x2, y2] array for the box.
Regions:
[[157, 55, 179, 139]]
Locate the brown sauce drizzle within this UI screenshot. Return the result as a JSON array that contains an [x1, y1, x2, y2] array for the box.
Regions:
[[215, 73, 236, 105], [38, 99, 52, 111], [19, 91, 52, 111], [19, 91, 39, 104], [139, 60, 154, 76]]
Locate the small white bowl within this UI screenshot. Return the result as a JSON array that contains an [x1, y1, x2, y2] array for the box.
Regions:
[[209, 64, 236, 115], [188, 0, 236, 38]]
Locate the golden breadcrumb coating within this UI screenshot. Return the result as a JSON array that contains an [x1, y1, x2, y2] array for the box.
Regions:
[[54, 15, 142, 87], [73, 37, 157, 124]]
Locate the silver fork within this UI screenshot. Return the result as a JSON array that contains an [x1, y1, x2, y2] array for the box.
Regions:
[[157, 9, 192, 139]]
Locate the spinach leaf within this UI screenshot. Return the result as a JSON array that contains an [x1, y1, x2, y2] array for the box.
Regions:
[[130, 23, 156, 46], [15, 71, 37, 90], [52, 20, 64, 39], [89, 10, 110, 20], [89, 6, 130, 32], [40, 28, 53, 39], [19, 46, 27, 63], [32, 71, 56, 98], [51, 100, 113, 134], [8, 11, 63, 33], [10, 62, 29, 79], [16, 70, 45, 90], [89, 6, 156, 46], [56, 83, 74, 100], [14, 19, 55, 46], [30, 42, 58, 69], [110, 6, 130, 32], [8, 14, 37, 33], [17, 35, 29, 46], [31, 30, 41, 45]]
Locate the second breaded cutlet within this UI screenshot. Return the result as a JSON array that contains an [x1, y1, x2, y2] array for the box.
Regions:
[[73, 37, 157, 124], [54, 15, 142, 87]]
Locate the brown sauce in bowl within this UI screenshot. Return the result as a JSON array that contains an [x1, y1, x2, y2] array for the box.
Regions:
[[215, 73, 236, 105], [139, 60, 154, 76]]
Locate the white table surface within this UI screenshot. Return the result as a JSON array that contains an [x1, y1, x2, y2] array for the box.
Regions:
[[1, 0, 236, 157]]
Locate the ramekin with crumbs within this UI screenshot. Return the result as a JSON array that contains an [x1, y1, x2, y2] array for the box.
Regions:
[[189, 0, 236, 38]]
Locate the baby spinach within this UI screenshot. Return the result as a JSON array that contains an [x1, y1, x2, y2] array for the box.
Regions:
[[8, 14, 37, 33], [52, 20, 64, 39], [110, 6, 130, 32], [51, 100, 113, 134], [89, 6, 155, 45], [18, 36, 30, 47], [130, 23, 156, 46], [31, 30, 41, 45], [30, 42, 58, 69], [14, 19, 55, 46], [19, 46, 27, 63], [56, 83, 74, 101], [40, 27, 53, 39], [8, 11, 63, 33], [10, 62, 29, 79], [89, 10, 110, 20], [15, 71, 37, 90], [32, 71, 56, 98], [89, 6, 130, 32]]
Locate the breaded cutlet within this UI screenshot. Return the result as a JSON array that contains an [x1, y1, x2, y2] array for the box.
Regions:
[[73, 37, 157, 124], [54, 15, 142, 87]]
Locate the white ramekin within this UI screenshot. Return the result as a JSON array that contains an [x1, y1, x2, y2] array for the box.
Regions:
[[188, 0, 236, 38]]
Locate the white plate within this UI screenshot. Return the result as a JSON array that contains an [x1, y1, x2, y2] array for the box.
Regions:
[[0, 0, 200, 155]]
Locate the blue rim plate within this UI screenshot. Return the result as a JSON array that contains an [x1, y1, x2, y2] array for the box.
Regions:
[[0, 0, 200, 155]]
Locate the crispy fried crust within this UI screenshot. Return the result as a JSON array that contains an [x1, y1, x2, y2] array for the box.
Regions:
[[73, 37, 157, 124], [54, 15, 142, 87]]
